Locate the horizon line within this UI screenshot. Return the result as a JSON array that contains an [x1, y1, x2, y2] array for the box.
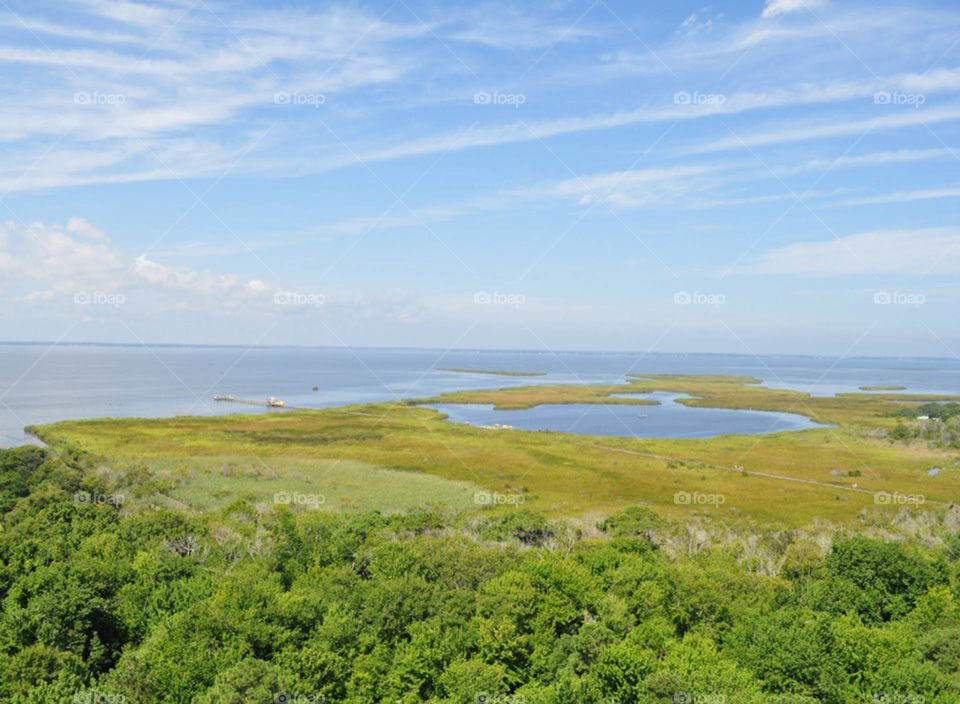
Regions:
[[0, 339, 955, 362]]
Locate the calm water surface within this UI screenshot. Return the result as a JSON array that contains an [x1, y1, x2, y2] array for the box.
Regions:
[[2, 343, 959, 446], [427, 392, 827, 438]]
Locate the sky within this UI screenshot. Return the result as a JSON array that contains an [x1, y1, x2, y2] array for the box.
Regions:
[[0, 0, 958, 357]]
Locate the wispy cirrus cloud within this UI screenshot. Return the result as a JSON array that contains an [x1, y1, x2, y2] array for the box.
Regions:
[[832, 186, 960, 207], [776, 147, 957, 174], [293, 67, 960, 176], [446, 8, 602, 50], [762, 0, 829, 19], [0, 0, 958, 197], [303, 161, 852, 239], [747, 228, 960, 276], [692, 103, 960, 153]]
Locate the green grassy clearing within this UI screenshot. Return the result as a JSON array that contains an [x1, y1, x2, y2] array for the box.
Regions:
[[143, 455, 481, 513]]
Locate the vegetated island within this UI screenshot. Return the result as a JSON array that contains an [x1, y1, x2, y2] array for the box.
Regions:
[[860, 384, 907, 391], [437, 367, 546, 377], [32, 373, 960, 524]]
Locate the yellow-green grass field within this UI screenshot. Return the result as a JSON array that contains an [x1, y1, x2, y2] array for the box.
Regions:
[[143, 456, 482, 514], [32, 374, 960, 526]]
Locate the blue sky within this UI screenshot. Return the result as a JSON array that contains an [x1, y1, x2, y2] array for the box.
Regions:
[[0, 0, 958, 356]]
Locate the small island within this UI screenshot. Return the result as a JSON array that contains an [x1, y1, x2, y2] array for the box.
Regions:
[[859, 385, 907, 391], [438, 368, 546, 377]]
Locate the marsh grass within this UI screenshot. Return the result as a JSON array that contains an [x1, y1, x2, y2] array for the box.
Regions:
[[118, 454, 482, 513], [34, 375, 960, 525]]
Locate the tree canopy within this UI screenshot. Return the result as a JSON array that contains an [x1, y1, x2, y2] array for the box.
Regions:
[[0, 447, 957, 703]]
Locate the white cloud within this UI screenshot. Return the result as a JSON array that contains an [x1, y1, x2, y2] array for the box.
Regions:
[[0, 219, 274, 306], [762, 0, 829, 19], [0, 219, 125, 293], [833, 186, 960, 207], [678, 12, 717, 39], [0, 16, 143, 44], [304, 159, 860, 238], [66, 217, 110, 243], [231, 6, 431, 47], [307, 67, 960, 174], [1, 219, 439, 335], [777, 147, 955, 174], [520, 165, 718, 208], [15, 290, 55, 303], [596, 2, 939, 78], [748, 228, 960, 276], [693, 103, 960, 153], [448, 9, 600, 49], [1, 0, 959, 194], [74, 0, 188, 29], [134, 255, 241, 296], [687, 188, 845, 209], [303, 164, 730, 237], [0, 2, 424, 193]]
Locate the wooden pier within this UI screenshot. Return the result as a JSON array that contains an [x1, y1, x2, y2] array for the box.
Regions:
[[213, 395, 304, 410], [212, 394, 382, 417]]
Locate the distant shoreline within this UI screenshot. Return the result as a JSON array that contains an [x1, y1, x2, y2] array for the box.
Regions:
[[1, 340, 958, 362], [438, 368, 547, 377]]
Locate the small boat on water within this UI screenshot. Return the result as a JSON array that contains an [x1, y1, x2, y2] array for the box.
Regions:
[[267, 397, 285, 408]]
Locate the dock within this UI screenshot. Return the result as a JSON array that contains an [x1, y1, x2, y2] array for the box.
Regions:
[[213, 395, 307, 410], [212, 394, 383, 418]]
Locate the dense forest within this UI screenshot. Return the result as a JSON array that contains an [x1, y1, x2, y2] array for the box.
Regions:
[[0, 446, 958, 703]]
